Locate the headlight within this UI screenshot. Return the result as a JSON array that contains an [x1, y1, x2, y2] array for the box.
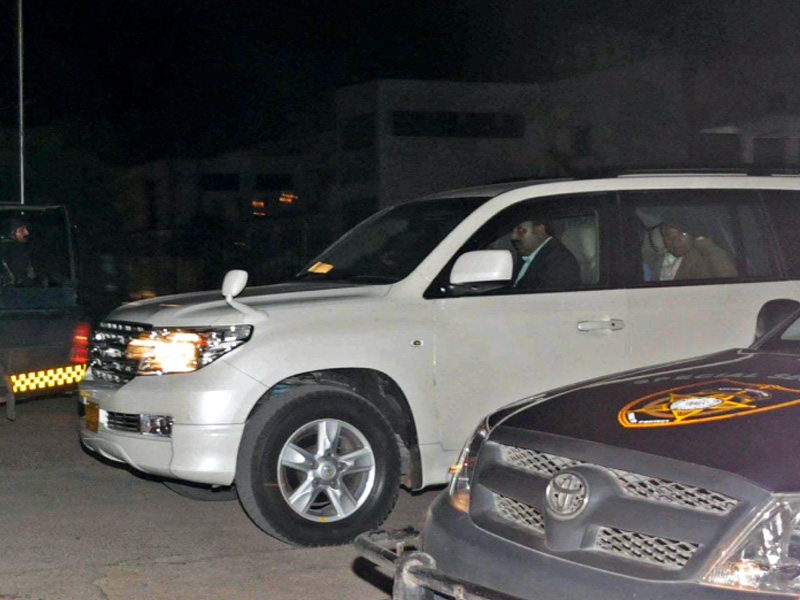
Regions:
[[126, 325, 252, 375], [447, 419, 488, 513], [704, 496, 800, 593]]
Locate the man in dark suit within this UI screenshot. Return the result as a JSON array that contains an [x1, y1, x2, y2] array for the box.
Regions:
[[510, 219, 581, 290]]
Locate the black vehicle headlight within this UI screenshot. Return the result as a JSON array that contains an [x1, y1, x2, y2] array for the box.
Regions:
[[126, 325, 253, 375], [447, 419, 488, 513], [704, 497, 800, 593]]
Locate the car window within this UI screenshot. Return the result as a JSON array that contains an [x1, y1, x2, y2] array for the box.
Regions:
[[295, 196, 489, 284], [757, 312, 800, 354], [761, 191, 800, 279], [426, 192, 615, 297], [620, 190, 779, 286]]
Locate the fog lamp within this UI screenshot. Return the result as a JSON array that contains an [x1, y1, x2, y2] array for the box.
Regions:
[[140, 414, 173, 437]]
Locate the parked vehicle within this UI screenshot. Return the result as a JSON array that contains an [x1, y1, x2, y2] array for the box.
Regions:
[[0, 204, 88, 420], [80, 174, 800, 545], [356, 298, 800, 599]]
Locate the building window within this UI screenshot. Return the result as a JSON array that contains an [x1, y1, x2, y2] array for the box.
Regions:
[[392, 111, 524, 138], [341, 115, 375, 150], [256, 174, 293, 190], [201, 173, 239, 192]]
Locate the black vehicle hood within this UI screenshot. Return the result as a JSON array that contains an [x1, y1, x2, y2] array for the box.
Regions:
[[495, 349, 800, 493]]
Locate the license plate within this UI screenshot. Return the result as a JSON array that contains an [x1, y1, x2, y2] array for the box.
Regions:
[[85, 401, 99, 432]]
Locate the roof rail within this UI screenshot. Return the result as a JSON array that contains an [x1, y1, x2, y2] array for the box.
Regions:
[[492, 167, 800, 183], [612, 166, 800, 177]]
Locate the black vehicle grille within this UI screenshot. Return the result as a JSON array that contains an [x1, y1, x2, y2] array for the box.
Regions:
[[490, 491, 699, 570], [595, 526, 699, 570], [501, 445, 738, 515], [470, 430, 768, 581], [90, 321, 149, 384], [106, 411, 140, 433], [494, 493, 545, 535]]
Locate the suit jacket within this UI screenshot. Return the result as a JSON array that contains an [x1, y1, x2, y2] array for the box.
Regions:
[[514, 238, 581, 291]]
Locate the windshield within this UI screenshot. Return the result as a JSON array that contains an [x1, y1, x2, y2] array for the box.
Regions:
[[295, 196, 490, 284], [0, 206, 77, 309]]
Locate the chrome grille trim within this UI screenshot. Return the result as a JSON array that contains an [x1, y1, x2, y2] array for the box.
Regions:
[[595, 526, 699, 570], [500, 445, 738, 514], [494, 493, 545, 535], [106, 411, 140, 433], [90, 321, 148, 384]]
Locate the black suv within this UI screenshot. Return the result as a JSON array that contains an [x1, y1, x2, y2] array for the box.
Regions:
[[358, 299, 800, 599]]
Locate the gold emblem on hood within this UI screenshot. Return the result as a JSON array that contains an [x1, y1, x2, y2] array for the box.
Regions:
[[619, 379, 800, 428]]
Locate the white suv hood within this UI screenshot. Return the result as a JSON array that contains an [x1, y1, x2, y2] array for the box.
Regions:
[[105, 281, 392, 327]]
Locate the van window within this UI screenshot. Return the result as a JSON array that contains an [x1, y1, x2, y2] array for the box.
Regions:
[[427, 193, 614, 297], [762, 191, 800, 279], [620, 190, 779, 285]]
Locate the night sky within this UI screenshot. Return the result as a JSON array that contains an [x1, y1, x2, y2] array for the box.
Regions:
[[0, 1, 794, 163]]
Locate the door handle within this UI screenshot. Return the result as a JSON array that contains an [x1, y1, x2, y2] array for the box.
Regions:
[[577, 319, 625, 332]]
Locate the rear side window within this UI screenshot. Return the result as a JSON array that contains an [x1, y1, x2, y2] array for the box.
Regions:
[[762, 191, 800, 279], [620, 190, 779, 285]]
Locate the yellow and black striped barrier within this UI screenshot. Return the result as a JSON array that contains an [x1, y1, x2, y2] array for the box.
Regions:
[[9, 364, 87, 394]]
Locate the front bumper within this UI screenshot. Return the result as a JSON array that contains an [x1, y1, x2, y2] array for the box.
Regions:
[[355, 528, 524, 600], [79, 417, 244, 485], [411, 494, 780, 600], [77, 363, 262, 485]]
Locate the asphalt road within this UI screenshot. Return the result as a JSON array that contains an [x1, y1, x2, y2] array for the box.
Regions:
[[0, 395, 441, 600]]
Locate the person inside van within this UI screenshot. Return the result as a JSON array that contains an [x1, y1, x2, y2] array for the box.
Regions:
[[656, 222, 737, 281], [510, 219, 580, 290], [0, 218, 37, 287]]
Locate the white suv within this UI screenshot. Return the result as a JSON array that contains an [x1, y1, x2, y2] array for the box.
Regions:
[[80, 174, 800, 545]]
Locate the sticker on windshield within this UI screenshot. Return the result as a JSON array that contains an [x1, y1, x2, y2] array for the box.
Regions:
[[308, 261, 333, 274], [618, 379, 800, 428]]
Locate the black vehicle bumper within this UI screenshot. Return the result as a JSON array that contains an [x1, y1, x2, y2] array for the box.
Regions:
[[356, 493, 783, 600], [355, 527, 525, 600]]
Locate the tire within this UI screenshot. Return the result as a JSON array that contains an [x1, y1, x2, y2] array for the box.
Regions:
[[163, 480, 238, 502], [236, 385, 401, 546]]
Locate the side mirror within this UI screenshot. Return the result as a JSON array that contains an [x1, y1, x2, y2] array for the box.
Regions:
[[449, 250, 513, 295], [222, 269, 248, 299], [221, 269, 268, 320], [754, 299, 800, 343]]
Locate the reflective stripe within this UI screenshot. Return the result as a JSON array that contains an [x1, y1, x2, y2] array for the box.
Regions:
[[10, 364, 87, 393]]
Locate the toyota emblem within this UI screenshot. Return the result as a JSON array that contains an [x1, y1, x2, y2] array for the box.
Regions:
[[546, 472, 589, 518]]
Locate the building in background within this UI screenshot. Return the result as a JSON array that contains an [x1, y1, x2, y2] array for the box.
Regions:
[[117, 54, 800, 299]]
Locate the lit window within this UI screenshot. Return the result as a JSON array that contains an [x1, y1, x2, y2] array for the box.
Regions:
[[251, 199, 266, 216]]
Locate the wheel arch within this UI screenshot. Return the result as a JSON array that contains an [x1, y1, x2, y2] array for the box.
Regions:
[[246, 367, 423, 489]]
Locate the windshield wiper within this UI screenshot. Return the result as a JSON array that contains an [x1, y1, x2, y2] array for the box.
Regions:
[[293, 273, 398, 284]]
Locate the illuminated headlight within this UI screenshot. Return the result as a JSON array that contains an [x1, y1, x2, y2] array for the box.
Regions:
[[447, 419, 488, 513], [126, 325, 252, 375], [704, 497, 800, 593]]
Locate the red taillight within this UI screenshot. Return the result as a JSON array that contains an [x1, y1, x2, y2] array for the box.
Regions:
[[71, 322, 91, 364]]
